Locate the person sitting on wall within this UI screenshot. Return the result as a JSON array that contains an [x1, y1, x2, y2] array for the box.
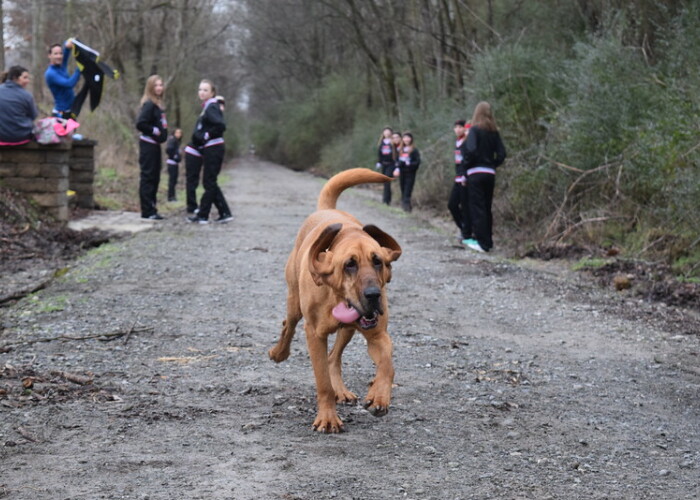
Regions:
[[45, 39, 81, 119], [0, 66, 39, 146]]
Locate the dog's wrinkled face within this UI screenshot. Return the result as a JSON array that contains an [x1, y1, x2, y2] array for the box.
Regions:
[[310, 224, 401, 330]]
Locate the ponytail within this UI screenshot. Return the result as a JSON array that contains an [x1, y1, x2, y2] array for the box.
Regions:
[[2, 66, 28, 83]]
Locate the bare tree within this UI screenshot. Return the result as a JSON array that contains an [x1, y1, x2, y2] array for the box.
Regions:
[[0, 0, 5, 71], [31, 0, 45, 99]]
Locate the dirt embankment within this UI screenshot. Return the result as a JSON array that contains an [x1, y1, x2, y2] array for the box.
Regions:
[[1, 159, 699, 500]]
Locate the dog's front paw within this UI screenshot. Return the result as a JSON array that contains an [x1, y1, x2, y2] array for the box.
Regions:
[[363, 399, 389, 417], [268, 345, 289, 363], [364, 384, 391, 417], [336, 389, 358, 404], [312, 410, 344, 433]]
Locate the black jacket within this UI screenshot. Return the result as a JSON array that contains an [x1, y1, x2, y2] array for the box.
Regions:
[[397, 146, 420, 171], [136, 100, 168, 144], [454, 135, 469, 177], [464, 126, 506, 170], [377, 139, 395, 165], [166, 135, 181, 162], [70, 38, 119, 117], [191, 100, 226, 147]]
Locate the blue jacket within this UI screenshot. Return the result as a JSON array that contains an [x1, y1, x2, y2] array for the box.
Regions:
[[0, 81, 38, 143], [45, 46, 80, 112]]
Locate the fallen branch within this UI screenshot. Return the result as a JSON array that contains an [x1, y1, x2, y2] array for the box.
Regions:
[[555, 216, 611, 244], [50, 370, 94, 385], [0, 326, 154, 351], [122, 318, 139, 345], [0, 278, 53, 306], [542, 156, 623, 242], [16, 426, 40, 443]]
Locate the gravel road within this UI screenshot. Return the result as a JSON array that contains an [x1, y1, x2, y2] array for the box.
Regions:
[[1, 158, 699, 499]]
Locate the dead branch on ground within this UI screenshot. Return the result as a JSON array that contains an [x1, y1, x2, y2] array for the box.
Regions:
[[0, 325, 154, 352]]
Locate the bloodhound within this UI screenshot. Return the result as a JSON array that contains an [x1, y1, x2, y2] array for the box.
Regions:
[[269, 168, 402, 432]]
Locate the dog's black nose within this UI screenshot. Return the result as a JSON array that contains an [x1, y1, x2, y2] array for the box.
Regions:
[[364, 286, 381, 302]]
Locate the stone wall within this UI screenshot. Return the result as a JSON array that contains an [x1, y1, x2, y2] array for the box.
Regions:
[[69, 139, 97, 210], [0, 139, 96, 222]]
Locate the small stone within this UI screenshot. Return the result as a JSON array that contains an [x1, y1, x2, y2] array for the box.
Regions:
[[613, 274, 631, 291]]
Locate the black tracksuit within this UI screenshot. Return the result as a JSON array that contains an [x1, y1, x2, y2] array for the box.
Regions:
[[377, 139, 396, 204], [165, 135, 181, 201], [190, 98, 230, 220], [448, 134, 471, 239], [464, 126, 506, 251], [185, 145, 202, 214], [397, 146, 420, 212], [136, 99, 167, 217]]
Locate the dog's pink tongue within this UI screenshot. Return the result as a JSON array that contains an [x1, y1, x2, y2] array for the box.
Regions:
[[332, 302, 360, 323]]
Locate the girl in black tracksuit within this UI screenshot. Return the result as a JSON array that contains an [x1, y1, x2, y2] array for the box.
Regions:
[[165, 128, 182, 202], [184, 139, 203, 214], [463, 101, 506, 252], [376, 127, 396, 205], [187, 79, 232, 224], [448, 120, 472, 241], [136, 75, 167, 220], [397, 132, 420, 212]]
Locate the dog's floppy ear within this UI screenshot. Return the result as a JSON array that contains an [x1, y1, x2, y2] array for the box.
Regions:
[[363, 224, 402, 262], [309, 223, 342, 286]]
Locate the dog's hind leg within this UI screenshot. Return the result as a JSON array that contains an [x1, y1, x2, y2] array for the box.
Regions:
[[328, 326, 358, 403], [269, 287, 302, 363]]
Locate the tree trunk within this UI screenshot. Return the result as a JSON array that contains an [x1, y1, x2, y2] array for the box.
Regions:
[[0, 0, 5, 72], [31, 0, 45, 100]]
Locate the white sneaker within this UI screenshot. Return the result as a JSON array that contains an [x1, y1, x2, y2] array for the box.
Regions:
[[465, 240, 485, 253]]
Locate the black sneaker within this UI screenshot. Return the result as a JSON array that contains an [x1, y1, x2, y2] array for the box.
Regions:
[[215, 214, 234, 223], [142, 214, 164, 220], [187, 215, 209, 224]]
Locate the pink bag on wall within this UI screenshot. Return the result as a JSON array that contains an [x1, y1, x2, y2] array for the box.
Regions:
[[33, 118, 62, 144]]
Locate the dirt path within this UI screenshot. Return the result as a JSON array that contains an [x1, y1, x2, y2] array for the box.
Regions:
[[1, 158, 699, 500]]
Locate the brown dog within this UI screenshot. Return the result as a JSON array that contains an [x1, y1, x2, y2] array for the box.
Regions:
[[269, 168, 402, 432]]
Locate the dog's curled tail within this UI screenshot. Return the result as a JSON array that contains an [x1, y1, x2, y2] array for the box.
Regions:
[[317, 168, 393, 210]]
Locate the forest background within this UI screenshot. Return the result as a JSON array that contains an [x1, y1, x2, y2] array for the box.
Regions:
[[2, 0, 699, 279]]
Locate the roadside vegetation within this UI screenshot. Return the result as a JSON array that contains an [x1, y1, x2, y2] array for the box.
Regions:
[[243, 1, 700, 280], [2, 1, 698, 280]]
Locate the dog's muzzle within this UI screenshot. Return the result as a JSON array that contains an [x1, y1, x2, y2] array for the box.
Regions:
[[358, 286, 382, 329], [358, 312, 379, 330]]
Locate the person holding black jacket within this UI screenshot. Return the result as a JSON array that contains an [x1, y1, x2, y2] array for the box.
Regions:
[[462, 102, 506, 253], [165, 128, 182, 202], [187, 79, 232, 224], [136, 75, 167, 220]]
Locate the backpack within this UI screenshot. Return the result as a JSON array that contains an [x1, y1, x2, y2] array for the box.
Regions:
[[33, 117, 80, 144], [33, 118, 62, 144]]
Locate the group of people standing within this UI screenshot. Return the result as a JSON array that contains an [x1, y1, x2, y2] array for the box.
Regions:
[[1, 39, 83, 145], [1, 38, 107, 146], [375, 101, 506, 253], [376, 128, 421, 212], [449, 101, 506, 253], [136, 76, 232, 224]]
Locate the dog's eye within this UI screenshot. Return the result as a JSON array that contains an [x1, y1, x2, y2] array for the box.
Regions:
[[344, 259, 358, 273], [372, 255, 383, 269]]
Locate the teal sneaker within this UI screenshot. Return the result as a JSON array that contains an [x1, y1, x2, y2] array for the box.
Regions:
[[464, 239, 485, 253]]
